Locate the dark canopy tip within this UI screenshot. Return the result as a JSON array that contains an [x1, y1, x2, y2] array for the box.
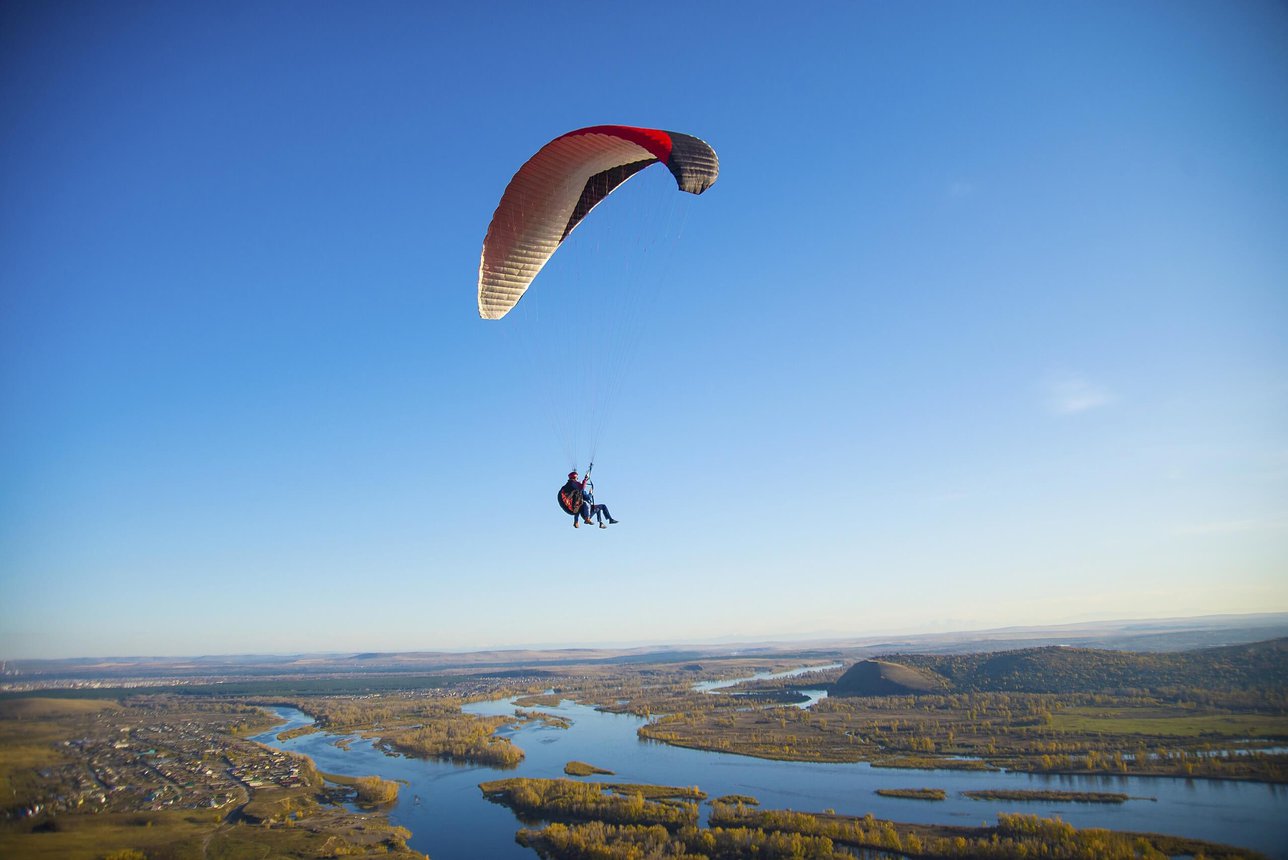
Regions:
[[664, 131, 720, 194]]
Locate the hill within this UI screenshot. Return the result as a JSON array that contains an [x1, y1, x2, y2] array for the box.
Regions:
[[830, 660, 946, 696], [831, 637, 1288, 697]]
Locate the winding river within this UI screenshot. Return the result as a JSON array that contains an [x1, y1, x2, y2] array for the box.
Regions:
[[252, 677, 1288, 859]]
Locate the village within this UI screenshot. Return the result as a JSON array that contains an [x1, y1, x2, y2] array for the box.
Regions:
[[9, 702, 306, 821]]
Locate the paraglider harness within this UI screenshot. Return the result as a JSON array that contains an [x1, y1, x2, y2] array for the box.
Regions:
[[557, 464, 592, 516]]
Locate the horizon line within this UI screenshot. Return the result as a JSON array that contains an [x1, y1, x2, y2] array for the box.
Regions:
[[6, 609, 1286, 664]]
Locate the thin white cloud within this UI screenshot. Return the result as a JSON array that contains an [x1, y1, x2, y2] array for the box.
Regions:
[[1045, 374, 1115, 415]]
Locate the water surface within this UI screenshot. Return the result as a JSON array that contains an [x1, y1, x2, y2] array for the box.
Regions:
[[255, 692, 1288, 859]]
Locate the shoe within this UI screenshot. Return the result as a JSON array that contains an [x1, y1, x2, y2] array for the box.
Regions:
[[573, 519, 579, 528], [608, 519, 619, 524], [599, 523, 607, 529]]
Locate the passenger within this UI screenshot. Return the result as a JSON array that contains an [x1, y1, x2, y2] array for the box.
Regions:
[[584, 481, 619, 528]]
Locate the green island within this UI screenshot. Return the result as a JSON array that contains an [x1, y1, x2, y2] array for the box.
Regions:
[[963, 789, 1131, 803], [563, 760, 614, 776], [714, 794, 760, 805], [876, 787, 946, 800], [517, 708, 573, 729], [275, 724, 320, 741], [486, 780, 1260, 859]]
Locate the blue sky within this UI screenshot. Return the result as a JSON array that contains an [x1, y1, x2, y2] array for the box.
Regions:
[[2, 1, 1285, 659]]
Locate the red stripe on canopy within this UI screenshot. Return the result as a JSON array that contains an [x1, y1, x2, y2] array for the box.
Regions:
[[557, 125, 674, 165]]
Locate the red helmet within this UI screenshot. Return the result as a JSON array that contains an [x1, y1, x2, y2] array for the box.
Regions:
[[568, 471, 578, 479]]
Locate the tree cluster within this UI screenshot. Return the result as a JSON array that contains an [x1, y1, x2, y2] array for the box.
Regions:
[[481, 778, 700, 828], [887, 638, 1288, 697], [518, 821, 845, 859], [382, 715, 524, 767], [353, 775, 399, 805]]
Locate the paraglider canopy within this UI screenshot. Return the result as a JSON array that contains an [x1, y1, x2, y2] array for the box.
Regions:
[[478, 125, 720, 320]]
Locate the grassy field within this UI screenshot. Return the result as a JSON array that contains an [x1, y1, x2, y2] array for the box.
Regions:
[[0, 697, 123, 720], [0, 807, 420, 859], [0, 810, 218, 860], [0, 698, 121, 816], [1049, 706, 1288, 738]]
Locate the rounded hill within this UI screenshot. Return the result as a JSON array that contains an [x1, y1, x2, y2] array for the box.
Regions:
[[831, 660, 946, 697]]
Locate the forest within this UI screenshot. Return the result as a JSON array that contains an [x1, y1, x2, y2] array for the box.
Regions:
[[854, 638, 1288, 696]]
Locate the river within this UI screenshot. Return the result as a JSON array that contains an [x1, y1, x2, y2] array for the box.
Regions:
[[252, 681, 1288, 859]]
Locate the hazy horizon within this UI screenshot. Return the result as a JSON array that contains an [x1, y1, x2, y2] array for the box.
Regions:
[[6, 609, 1285, 663]]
